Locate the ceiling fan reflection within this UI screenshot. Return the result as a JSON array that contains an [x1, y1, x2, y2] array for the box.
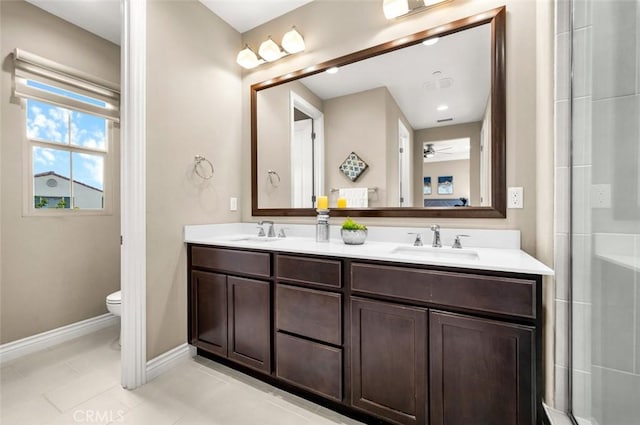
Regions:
[[423, 143, 453, 158]]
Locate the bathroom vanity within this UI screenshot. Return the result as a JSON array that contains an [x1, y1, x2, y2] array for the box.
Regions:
[[185, 224, 552, 425]]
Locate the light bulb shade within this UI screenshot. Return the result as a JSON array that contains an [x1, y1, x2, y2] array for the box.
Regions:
[[259, 37, 284, 62], [282, 27, 305, 54], [236, 46, 260, 69], [383, 0, 409, 19], [423, 0, 448, 6]]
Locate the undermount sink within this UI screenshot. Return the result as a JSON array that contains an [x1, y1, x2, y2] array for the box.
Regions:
[[226, 235, 281, 243], [391, 245, 479, 261]]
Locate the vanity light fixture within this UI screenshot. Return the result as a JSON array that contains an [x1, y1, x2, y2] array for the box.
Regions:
[[383, 0, 450, 20], [259, 37, 285, 62], [237, 27, 305, 69], [383, 0, 409, 19], [282, 27, 305, 54], [236, 45, 263, 69]]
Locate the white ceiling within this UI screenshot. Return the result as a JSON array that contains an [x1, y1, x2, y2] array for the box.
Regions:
[[199, 0, 314, 33], [25, 0, 121, 45], [25, 0, 314, 45], [299, 23, 491, 130]]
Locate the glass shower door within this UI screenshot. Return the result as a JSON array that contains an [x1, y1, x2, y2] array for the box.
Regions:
[[570, 0, 640, 424]]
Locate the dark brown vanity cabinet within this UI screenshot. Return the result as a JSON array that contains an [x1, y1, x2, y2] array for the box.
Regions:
[[189, 247, 271, 374], [188, 245, 543, 425], [350, 297, 427, 425], [274, 255, 344, 402], [350, 261, 541, 425], [429, 311, 535, 425]]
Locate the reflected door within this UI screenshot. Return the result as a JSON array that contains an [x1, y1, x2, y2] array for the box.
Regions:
[[398, 120, 412, 207], [291, 118, 314, 208]]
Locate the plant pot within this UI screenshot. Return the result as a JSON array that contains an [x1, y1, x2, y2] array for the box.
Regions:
[[341, 229, 367, 245]]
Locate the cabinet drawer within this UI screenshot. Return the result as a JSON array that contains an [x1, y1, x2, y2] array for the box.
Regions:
[[276, 332, 342, 402], [276, 284, 342, 345], [191, 246, 270, 278], [351, 263, 536, 319], [276, 255, 342, 288]]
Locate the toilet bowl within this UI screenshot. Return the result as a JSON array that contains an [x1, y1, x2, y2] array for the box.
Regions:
[[106, 290, 121, 317]]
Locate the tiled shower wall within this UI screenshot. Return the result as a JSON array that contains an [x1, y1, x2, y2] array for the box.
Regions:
[[553, 0, 573, 412], [555, 0, 640, 422]]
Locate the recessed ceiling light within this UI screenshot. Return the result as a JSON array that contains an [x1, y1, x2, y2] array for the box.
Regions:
[[423, 37, 439, 46], [326, 67, 339, 74], [437, 104, 449, 111]]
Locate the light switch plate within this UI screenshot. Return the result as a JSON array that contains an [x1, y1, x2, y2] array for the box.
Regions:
[[229, 197, 238, 211], [507, 187, 524, 209]]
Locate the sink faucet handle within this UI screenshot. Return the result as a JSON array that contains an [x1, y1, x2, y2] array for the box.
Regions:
[[452, 234, 470, 249], [277, 227, 289, 238], [258, 220, 276, 237], [256, 224, 266, 237], [408, 232, 423, 246], [430, 224, 440, 231]]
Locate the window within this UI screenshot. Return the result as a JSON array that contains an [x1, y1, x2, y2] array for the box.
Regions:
[[28, 95, 108, 210], [12, 49, 120, 214]]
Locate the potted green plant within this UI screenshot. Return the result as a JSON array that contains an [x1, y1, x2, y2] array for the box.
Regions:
[[341, 218, 368, 245]]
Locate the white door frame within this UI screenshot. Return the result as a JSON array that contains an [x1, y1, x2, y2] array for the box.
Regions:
[[290, 91, 324, 205], [397, 120, 412, 207], [120, 0, 147, 389]]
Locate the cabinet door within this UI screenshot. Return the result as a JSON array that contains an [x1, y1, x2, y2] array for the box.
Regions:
[[190, 271, 227, 357], [350, 297, 427, 425], [227, 276, 271, 373], [430, 311, 535, 425]]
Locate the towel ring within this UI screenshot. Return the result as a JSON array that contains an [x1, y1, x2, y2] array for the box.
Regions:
[[267, 170, 281, 187], [194, 155, 214, 180]]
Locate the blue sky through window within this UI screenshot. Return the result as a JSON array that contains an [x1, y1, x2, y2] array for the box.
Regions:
[[28, 99, 105, 191], [26, 80, 107, 107]]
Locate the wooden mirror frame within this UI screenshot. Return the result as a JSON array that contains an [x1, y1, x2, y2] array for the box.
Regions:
[[251, 6, 506, 218]]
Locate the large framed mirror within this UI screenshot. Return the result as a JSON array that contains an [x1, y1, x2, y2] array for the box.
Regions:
[[252, 7, 505, 218]]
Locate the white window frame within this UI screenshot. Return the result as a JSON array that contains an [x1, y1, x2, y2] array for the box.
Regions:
[[22, 98, 116, 216]]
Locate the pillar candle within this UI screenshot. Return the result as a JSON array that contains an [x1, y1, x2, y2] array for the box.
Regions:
[[317, 195, 329, 210], [337, 197, 347, 208]]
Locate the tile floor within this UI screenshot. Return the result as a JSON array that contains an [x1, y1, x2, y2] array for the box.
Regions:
[[0, 325, 363, 425]]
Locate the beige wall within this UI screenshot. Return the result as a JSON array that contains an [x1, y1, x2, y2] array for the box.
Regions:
[[257, 80, 322, 208], [414, 122, 482, 206], [325, 87, 387, 207], [145, 0, 242, 359], [0, 0, 120, 343], [422, 160, 470, 204], [241, 0, 543, 255]]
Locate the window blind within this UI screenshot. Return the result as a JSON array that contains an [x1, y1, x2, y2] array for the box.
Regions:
[[13, 48, 120, 122]]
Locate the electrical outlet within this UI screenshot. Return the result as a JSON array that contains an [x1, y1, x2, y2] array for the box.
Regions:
[[507, 187, 524, 209], [591, 184, 611, 208], [229, 197, 238, 211]]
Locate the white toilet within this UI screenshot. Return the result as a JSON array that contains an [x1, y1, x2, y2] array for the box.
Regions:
[[106, 290, 121, 317], [106, 291, 121, 346]]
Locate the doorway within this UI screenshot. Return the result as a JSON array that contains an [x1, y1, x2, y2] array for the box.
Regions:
[[290, 91, 324, 208]]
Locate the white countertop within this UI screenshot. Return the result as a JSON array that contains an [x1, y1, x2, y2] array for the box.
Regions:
[[184, 223, 554, 276]]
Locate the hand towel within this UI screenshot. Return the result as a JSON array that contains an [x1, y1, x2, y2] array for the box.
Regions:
[[339, 188, 368, 208]]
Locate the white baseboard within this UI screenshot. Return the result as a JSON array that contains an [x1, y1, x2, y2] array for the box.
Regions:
[[146, 343, 195, 381], [0, 313, 120, 365]]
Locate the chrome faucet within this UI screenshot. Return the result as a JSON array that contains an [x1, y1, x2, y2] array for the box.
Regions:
[[408, 233, 423, 246], [430, 224, 442, 248], [452, 234, 470, 249], [258, 220, 276, 238]]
